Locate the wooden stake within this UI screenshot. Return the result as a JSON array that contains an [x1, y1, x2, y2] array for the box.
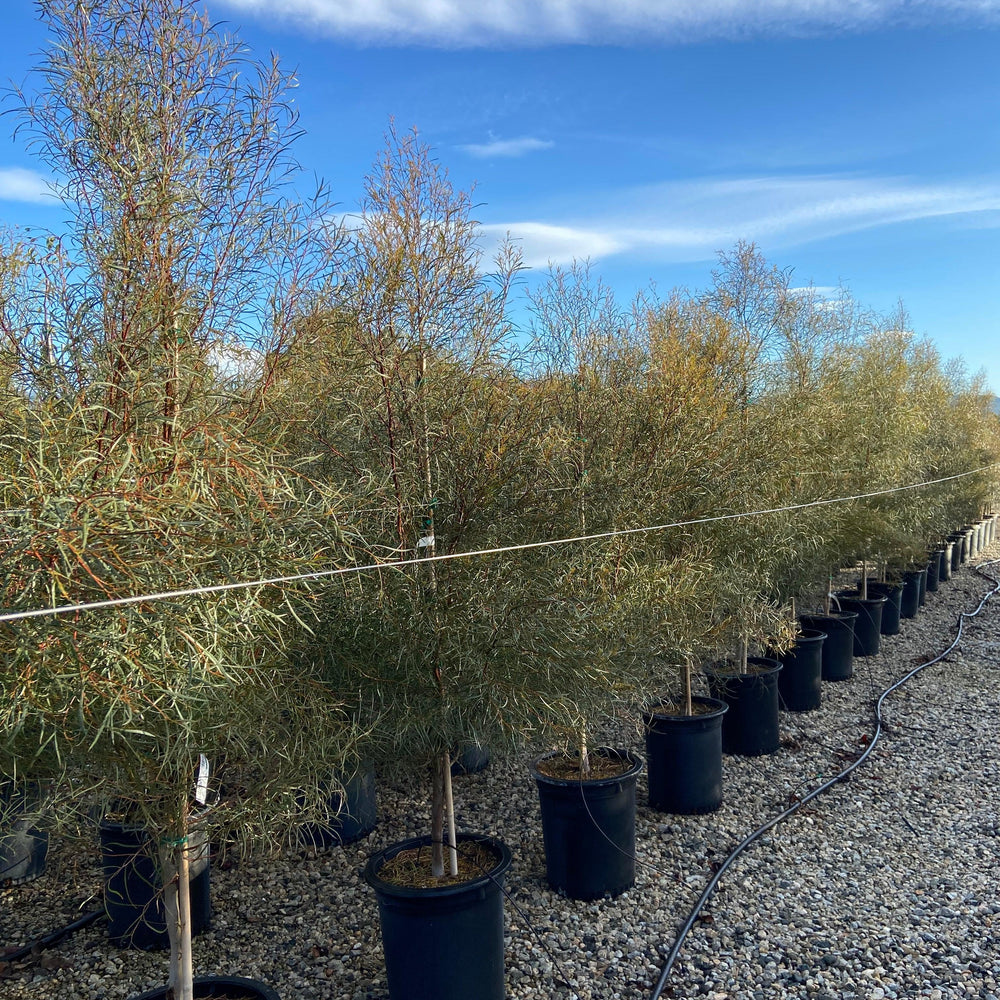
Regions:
[[176, 802, 193, 1000], [443, 750, 458, 877], [160, 800, 194, 1000]]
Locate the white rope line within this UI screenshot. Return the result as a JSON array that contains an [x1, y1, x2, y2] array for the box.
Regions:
[[1, 466, 995, 624]]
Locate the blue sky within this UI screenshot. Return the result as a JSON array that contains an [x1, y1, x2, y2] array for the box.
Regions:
[[1, 0, 998, 391]]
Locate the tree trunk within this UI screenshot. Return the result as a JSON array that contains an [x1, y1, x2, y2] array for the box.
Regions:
[[430, 754, 445, 878]]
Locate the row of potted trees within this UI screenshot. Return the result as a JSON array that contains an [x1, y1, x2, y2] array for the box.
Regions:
[[2, 3, 1000, 998]]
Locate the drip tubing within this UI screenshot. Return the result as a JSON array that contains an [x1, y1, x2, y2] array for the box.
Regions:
[[648, 558, 1000, 999], [1, 907, 105, 964]]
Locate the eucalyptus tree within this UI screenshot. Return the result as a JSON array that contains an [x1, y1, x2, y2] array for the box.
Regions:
[[1, 2, 357, 997], [653, 261, 799, 667], [523, 270, 743, 722], [914, 357, 1000, 533], [271, 125, 553, 880]]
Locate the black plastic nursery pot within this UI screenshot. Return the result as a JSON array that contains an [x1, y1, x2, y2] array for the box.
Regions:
[[951, 531, 969, 569], [966, 525, 979, 559], [837, 590, 886, 656], [776, 629, 825, 711], [799, 611, 857, 681], [836, 591, 887, 656], [962, 527, 975, 562], [530, 747, 644, 900], [1, 782, 49, 887], [939, 543, 954, 581], [297, 761, 378, 850], [933, 547, 949, 584], [128, 975, 281, 1000], [451, 742, 492, 776], [642, 697, 728, 815], [925, 552, 941, 593], [900, 568, 924, 619], [864, 580, 903, 636], [364, 833, 513, 1000], [705, 658, 783, 756], [950, 533, 966, 569], [100, 819, 211, 950]]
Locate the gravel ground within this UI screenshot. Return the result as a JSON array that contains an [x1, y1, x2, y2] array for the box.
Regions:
[[3, 538, 999, 1000]]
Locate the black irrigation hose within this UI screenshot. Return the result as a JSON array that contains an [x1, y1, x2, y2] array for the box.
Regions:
[[648, 558, 1000, 1000], [2, 907, 105, 963]]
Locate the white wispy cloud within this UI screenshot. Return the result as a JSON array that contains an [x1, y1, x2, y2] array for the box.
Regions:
[[218, 0, 1000, 46], [480, 221, 626, 264], [787, 286, 841, 298], [458, 136, 553, 158], [0, 167, 52, 204], [478, 174, 1000, 267]]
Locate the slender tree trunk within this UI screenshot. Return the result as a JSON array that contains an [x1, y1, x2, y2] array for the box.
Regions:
[[430, 754, 446, 878], [683, 657, 693, 716]]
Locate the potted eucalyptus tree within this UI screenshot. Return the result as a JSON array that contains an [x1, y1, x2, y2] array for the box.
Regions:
[[273, 127, 539, 1000], [1, 4, 364, 997]]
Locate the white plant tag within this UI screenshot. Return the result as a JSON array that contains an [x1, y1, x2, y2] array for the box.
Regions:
[[195, 753, 210, 805], [417, 534, 435, 549]]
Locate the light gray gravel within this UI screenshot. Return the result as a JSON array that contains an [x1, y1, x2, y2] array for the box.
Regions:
[[3, 541, 999, 1000]]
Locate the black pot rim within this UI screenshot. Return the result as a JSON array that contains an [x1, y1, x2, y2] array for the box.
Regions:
[[641, 695, 728, 723], [128, 974, 280, 1000], [363, 832, 512, 900], [835, 590, 888, 606], [799, 609, 859, 623], [703, 655, 783, 679], [98, 817, 150, 836], [529, 746, 644, 789], [793, 627, 827, 642]]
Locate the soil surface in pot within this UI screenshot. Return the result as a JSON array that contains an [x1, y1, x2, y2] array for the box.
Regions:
[[645, 699, 717, 717], [377, 838, 500, 889], [534, 751, 631, 781]]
